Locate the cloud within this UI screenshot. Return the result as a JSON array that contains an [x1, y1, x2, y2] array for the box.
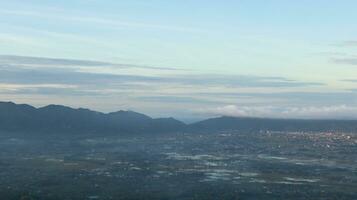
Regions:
[[333, 57, 357, 65], [0, 55, 182, 71], [0, 9, 204, 33], [0, 67, 322, 91], [0, 54, 338, 119], [135, 95, 218, 105], [168, 75, 324, 88], [337, 40, 357, 47], [341, 79, 357, 83], [0, 65, 162, 86], [195, 91, 357, 105], [0, 83, 108, 97], [196, 105, 357, 119], [0, 55, 111, 67], [0, 55, 323, 89], [196, 105, 277, 118], [0, 83, 76, 90]]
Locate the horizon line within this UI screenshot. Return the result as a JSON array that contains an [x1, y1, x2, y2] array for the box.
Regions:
[[2, 101, 357, 123]]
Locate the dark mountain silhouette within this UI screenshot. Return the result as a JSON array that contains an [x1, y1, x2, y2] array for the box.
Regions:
[[1, 101, 357, 134], [0, 102, 185, 134]]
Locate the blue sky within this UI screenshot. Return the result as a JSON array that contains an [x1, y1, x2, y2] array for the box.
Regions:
[[1, 1, 357, 121]]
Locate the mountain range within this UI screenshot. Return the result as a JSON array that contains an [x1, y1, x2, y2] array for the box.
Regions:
[[1, 101, 357, 134]]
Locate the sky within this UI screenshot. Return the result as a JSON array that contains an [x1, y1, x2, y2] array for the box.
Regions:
[[1, 0, 357, 122]]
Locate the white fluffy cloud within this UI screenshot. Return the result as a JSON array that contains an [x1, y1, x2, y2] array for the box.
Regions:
[[196, 105, 357, 119]]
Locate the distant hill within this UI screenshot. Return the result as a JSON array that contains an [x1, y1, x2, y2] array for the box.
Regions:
[[1, 101, 357, 134], [0, 102, 185, 134], [189, 116, 357, 133]]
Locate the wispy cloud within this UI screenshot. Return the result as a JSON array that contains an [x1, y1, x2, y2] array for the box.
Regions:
[[0, 55, 182, 71], [0, 83, 102, 97], [0, 9, 204, 33], [0, 83, 77, 90], [341, 79, 357, 83], [0, 55, 110, 67], [135, 95, 218, 105], [329, 41, 357, 66], [332, 57, 357, 65], [337, 40, 357, 47], [0, 55, 346, 119], [0, 55, 323, 88], [167, 75, 324, 88]]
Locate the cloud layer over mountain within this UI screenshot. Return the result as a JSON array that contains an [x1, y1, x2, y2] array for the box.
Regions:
[[1, 55, 357, 121]]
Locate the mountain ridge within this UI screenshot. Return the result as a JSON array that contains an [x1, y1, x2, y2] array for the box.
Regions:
[[1, 101, 357, 134], [0, 101, 185, 134]]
